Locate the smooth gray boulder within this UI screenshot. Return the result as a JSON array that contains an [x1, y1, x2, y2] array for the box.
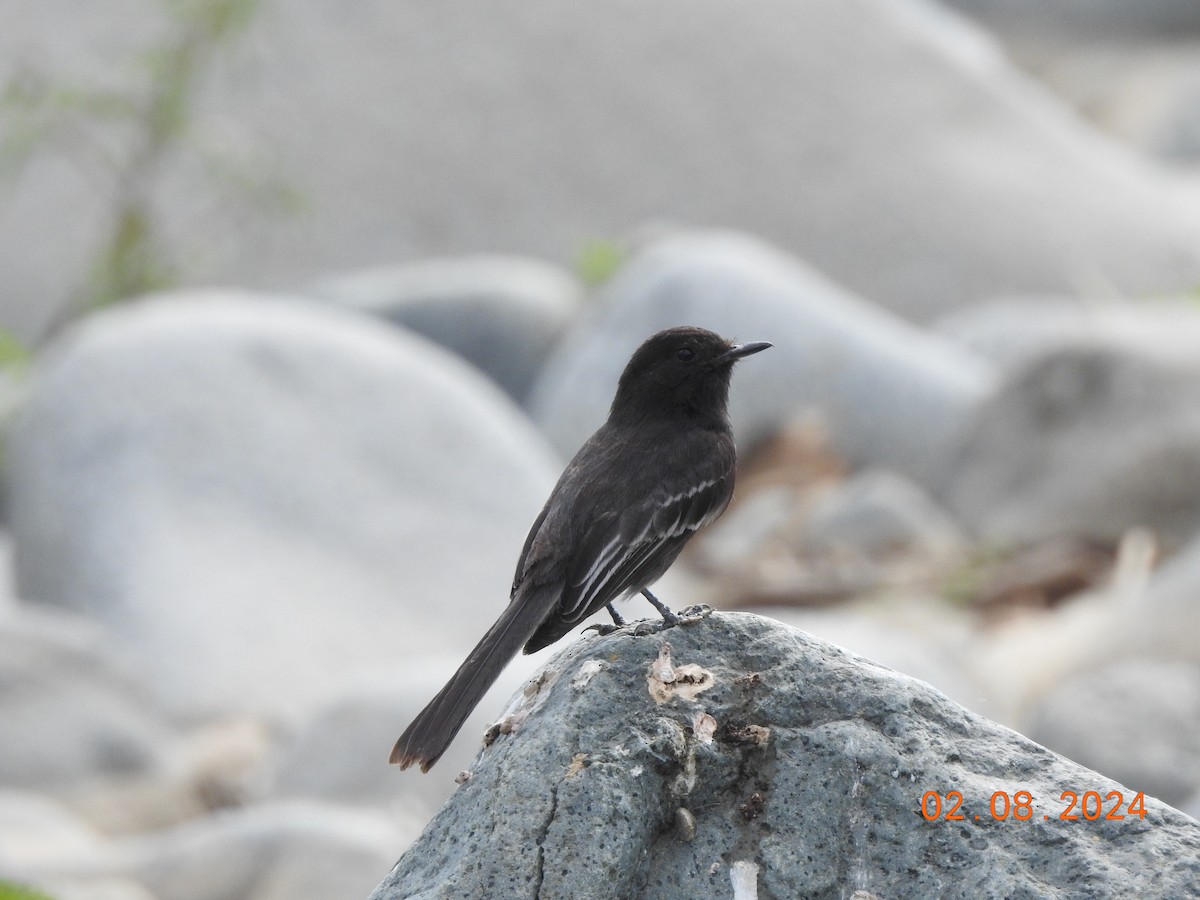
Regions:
[[1025, 660, 1200, 808], [312, 255, 582, 402], [10, 0, 1200, 340], [7, 292, 560, 719], [0, 605, 176, 793], [943, 0, 1200, 37], [370, 612, 1200, 900], [937, 333, 1200, 546], [528, 231, 996, 485], [935, 296, 1200, 373], [6, 800, 411, 900]]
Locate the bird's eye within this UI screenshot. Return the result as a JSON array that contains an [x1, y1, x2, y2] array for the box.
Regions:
[[676, 347, 695, 361]]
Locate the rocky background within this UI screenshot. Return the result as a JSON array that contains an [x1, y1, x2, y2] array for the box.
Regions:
[[3, 2, 1200, 899]]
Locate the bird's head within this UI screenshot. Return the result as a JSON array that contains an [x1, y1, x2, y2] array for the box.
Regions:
[[609, 326, 771, 426]]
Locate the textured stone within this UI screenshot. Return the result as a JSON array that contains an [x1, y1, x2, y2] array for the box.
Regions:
[[369, 612, 1200, 899]]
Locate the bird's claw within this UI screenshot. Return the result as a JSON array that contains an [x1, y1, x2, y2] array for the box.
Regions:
[[585, 622, 623, 637]]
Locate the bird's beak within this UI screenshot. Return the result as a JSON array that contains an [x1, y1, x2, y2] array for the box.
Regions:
[[719, 340, 772, 362]]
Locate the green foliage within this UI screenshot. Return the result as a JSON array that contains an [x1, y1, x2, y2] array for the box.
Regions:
[[0, 0, 294, 318], [0, 881, 56, 900], [575, 238, 625, 288], [0, 329, 31, 368]]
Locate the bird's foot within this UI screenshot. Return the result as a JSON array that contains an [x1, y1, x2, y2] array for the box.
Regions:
[[585, 622, 624, 637], [587, 603, 714, 638], [586, 602, 630, 637]]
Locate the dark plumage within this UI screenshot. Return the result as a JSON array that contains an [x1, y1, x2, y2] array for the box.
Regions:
[[390, 326, 770, 772]]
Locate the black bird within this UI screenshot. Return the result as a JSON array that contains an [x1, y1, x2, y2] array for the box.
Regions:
[[391, 326, 771, 772]]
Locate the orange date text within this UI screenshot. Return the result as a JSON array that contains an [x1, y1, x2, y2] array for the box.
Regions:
[[919, 790, 1147, 823]]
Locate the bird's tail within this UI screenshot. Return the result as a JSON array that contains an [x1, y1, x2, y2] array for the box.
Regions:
[[390, 584, 559, 772]]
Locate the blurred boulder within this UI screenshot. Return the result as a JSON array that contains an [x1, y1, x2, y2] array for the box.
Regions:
[[529, 231, 996, 485], [943, 0, 1200, 39], [10, 0, 1200, 339], [312, 255, 582, 402], [370, 611, 1200, 899], [935, 296, 1200, 372], [121, 801, 409, 900], [267, 653, 552, 820], [1025, 660, 1200, 808], [937, 334, 1200, 546], [1118, 530, 1200, 665], [10, 801, 410, 900], [804, 469, 964, 557], [13, 878, 157, 900], [766, 600, 982, 711], [695, 470, 965, 607], [0, 790, 103, 870], [7, 293, 560, 719], [1013, 42, 1200, 166], [0, 606, 175, 795]]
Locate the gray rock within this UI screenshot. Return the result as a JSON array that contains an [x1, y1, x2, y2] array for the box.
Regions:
[[369, 612, 1200, 900], [0, 604, 175, 792], [0, 789, 102, 869], [122, 801, 410, 900], [1025, 660, 1200, 808], [15, 878, 158, 900], [766, 603, 984, 714], [311, 255, 582, 402], [1010, 41, 1200, 166], [11, 800, 411, 900], [942, 0, 1200, 38], [7, 292, 560, 719], [804, 470, 964, 557], [1117, 529, 1200, 666], [935, 296, 1200, 372], [938, 334, 1200, 546], [10, 0, 1200, 340], [528, 231, 996, 486], [267, 652, 551, 820]]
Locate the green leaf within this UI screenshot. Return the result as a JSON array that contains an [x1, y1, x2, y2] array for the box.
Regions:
[[0, 880, 57, 900], [0, 330, 31, 368], [576, 239, 625, 288]]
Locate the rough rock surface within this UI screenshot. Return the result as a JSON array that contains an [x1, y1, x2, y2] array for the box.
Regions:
[[370, 612, 1200, 899], [312, 255, 581, 402], [6, 292, 559, 718], [529, 231, 995, 485]]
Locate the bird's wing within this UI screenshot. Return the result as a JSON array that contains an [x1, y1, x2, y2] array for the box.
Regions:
[[557, 467, 734, 625]]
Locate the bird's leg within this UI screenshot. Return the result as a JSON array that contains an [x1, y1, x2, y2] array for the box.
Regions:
[[606, 603, 627, 626], [641, 588, 681, 627]]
